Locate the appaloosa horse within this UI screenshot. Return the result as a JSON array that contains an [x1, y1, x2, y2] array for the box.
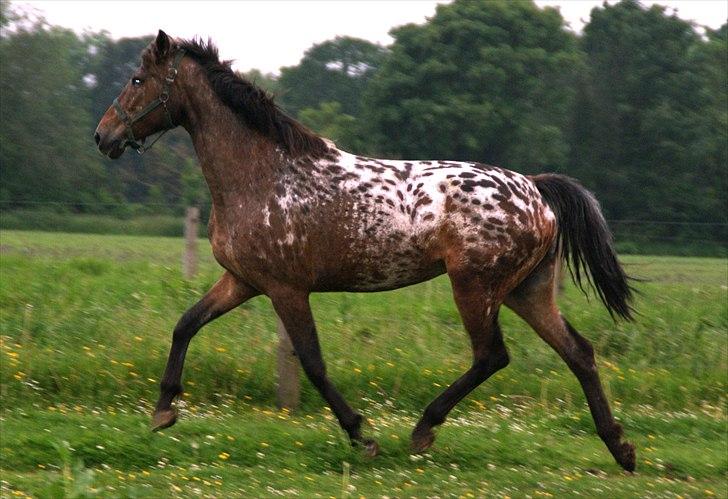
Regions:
[[95, 31, 636, 471]]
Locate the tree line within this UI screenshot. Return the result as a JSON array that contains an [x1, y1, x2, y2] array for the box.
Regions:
[[0, 0, 725, 250]]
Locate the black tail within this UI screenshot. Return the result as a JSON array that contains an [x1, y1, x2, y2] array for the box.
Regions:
[[532, 173, 634, 321]]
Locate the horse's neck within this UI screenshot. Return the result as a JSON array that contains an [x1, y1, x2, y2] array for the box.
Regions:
[[181, 77, 280, 209]]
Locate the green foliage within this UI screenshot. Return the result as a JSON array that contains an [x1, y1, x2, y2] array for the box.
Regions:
[[362, 0, 581, 170], [51, 440, 96, 498], [572, 1, 726, 225], [298, 101, 368, 152], [240, 68, 280, 95], [278, 36, 387, 117], [0, 16, 203, 211], [0, 17, 108, 204]]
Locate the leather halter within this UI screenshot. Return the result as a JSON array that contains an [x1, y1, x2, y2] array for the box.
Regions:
[[112, 49, 186, 154]]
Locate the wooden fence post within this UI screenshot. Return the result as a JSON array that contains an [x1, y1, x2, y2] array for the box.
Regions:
[[276, 316, 300, 410], [184, 206, 199, 279]]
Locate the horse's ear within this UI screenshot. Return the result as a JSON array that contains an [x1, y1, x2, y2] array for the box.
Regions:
[[154, 29, 170, 59]]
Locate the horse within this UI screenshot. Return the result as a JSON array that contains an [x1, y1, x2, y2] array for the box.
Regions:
[[94, 30, 636, 472]]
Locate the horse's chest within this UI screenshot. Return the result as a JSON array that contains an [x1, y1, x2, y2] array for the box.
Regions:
[[208, 203, 315, 288]]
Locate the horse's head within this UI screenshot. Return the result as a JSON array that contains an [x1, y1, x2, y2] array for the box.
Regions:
[[95, 30, 186, 158]]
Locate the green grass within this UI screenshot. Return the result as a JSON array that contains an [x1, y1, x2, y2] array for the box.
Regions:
[[1, 230, 726, 497], [0, 210, 193, 238], [2, 408, 725, 498]]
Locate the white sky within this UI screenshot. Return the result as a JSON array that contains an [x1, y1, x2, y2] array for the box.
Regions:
[[13, 0, 728, 74]]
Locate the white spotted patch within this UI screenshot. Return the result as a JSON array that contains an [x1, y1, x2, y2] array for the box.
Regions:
[[269, 143, 555, 291]]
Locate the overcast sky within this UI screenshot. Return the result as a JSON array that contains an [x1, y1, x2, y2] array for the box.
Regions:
[[13, 0, 728, 74]]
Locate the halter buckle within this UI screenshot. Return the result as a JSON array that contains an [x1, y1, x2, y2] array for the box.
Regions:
[[166, 67, 178, 83], [159, 92, 169, 103]]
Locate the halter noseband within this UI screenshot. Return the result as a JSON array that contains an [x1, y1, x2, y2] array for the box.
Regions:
[[112, 49, 186, 154]]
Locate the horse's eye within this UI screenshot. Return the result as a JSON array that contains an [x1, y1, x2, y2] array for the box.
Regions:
[[131, 77, 143, 87]]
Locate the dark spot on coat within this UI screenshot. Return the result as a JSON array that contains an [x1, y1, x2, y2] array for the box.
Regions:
[[394, 163, 412, 181], [414, 195, 433, 209]]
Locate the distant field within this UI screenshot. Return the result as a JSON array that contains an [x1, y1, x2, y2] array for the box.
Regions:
[[0, 230, 725, 497]]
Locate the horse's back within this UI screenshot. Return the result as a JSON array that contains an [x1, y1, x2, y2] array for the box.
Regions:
[[305, 149, 557, 293]]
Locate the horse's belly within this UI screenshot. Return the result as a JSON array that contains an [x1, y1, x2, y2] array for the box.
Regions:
[[346, 259, 446, 292], [309, 230, 446, 292]]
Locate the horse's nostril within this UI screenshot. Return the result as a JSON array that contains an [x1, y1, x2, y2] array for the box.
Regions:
[[94, 132, 101, 146]]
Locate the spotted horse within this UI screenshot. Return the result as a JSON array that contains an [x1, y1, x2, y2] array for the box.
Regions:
[[95, 31, 636, 472]]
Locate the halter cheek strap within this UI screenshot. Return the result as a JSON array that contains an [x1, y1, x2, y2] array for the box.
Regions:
[[112, 49, 186, 154]]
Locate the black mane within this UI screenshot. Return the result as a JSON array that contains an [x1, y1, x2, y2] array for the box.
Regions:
[[178, 38, 328, 158]]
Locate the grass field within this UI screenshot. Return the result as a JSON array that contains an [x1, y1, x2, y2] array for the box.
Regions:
[[0, 230, 725, 497]]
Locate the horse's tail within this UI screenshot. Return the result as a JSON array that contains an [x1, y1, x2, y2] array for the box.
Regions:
[[531, 173, 634, 321]]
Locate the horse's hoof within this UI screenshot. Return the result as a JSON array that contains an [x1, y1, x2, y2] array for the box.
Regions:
[[411, 427, 435, 454], [361, 438, 379, 458], [151, 408, 177, 432], [617, 441, 636, 473]]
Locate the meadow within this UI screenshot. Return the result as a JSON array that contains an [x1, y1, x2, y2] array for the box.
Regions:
[[0, 230, 725, 498]]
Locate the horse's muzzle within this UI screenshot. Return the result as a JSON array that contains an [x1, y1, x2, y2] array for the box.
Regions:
[[94, 128, 126, 159]]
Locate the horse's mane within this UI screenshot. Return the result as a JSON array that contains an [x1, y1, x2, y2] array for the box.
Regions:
[[177, 38, 328, 158]]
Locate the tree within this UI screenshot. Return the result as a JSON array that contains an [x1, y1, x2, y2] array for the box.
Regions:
[[575, 0, 722, 224], [0, 16, 108, 204], [684, 24, 727, 223], [278, 36, 387, 118], [298, 101, 364, 152], [362, 0, 581, 170], [241, 68, 280, 96]]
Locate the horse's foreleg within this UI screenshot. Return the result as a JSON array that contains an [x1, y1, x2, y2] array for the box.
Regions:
[[412, 272, 509, 453], [152, 272, 258, 431], [270, 288, 378, 456]]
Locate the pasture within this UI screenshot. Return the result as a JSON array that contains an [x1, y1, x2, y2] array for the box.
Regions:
[[0, 230, 725, 497]]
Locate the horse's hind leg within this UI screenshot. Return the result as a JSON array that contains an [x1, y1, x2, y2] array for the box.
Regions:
[[270, 287, 379, 456], [505, 255, 636, 472], [412, 268, 509, 453], [152, 272, 258, 431]]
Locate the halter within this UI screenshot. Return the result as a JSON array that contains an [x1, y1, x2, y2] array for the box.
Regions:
[[112, 49, 186, 154]]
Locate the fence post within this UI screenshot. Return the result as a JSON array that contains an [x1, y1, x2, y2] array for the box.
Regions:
[[184, 206, 199, 279], [276, 316, 300, 410]]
